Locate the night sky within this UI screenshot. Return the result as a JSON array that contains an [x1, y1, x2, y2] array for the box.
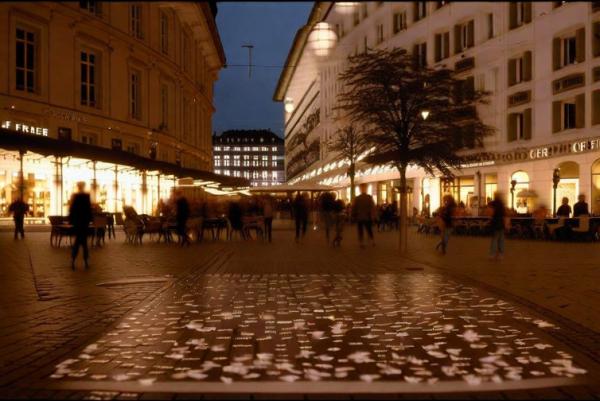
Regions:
[[213, 2, 312, 138]]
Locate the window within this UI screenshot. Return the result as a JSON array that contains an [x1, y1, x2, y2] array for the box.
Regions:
[[252, 146, 259, 151], [508, 52, 532, 86], [111, 138, 122, 151], [243, 146, 250, 151], [81, 133, 98, 145], [507, 110, 531, 141], [353, 10, 360, 26], [233, 170, 241, 177], [509, 2, 531, 29], [234, 146, 241, 151], [15, 27, 36, 93], [376, 24, 384, 45], [563, 36, 577, 66], [454, 20, 474, 54], [262, 171, 268, 180], [271, 146, 277, 151], [261, 146, 269, 151], [272, 172, 278, 181], [129, 69, 141, 119], [414, 2, 427, 22], [553, 29, 585, 70], [214, 158, 221, 167], [487, 13, 495, 39], [160, 83, 168, 129], [223, 170, 230, 176], [215, 169, 221, 175], [564, 102, 576, 129], [80, 50, 98, 107], [552, 94, 585, 132], [243, 171, 250, 179], [434, 31, 450, 62], [272, 161, 278, 167], [126, 143, 139, 154], [130, 5, 143, 39], [393, 11, 407, 34], [223, 146, 231, 151], [413, 42, 427, 67], [160, 12, 169, 55], [361, 3, 368, 18], [80, 1, 100, 15], [214, 146, 221, 151]]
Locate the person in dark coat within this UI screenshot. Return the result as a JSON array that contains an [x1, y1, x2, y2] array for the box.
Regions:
[[175, 191, 191, 246], [435, 194, 456, 255], [8, 198, 29, 240], [69, 182, 92, 270], [488, 192, 506, 260], [573, 194, 589, 217], [292, 192, 308, 243], [556, 197, 572, 218]]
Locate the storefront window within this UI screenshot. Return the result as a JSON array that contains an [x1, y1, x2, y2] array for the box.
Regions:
[[510, 171, 529, 213], [554, 161, 579, 213], [592, 159, 600, 215], [484, 173, 498, 205]]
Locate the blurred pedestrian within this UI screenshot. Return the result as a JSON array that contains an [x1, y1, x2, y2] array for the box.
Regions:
[[292, 192, 308, 243], [573, 194, 589, 217], [319, 191, 336, 244], [69, 182, 92, 270], [175, 190, 191, 246], [352, 184, 376, 248], [488, 192, 506, 260], [8, 197, 29, 240], [332, 198, 346, 247], [435, 194, 456, 255], [262, 195, 274, 243]]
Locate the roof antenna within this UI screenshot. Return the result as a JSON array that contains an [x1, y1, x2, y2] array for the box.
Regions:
[[242, 44, 254, 79]]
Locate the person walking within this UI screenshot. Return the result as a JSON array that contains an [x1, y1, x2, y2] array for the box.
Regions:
[[69, 181, 92, 270], [352, 184, 376, 248], [573, 194, 589, 217], [435, 194, 456, 255], [262, 195, 274, 243], [292, 192, 308, 243], [319, 191, 336, 244], [175, 191, 191, 246], [8, 197, 29, 240], [332, 198, 346, 247], [488, 192, 506, 260]]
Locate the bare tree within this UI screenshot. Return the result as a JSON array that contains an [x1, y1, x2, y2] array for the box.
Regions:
[[337, 47, 494, 253], [329, 124, 370, 203]]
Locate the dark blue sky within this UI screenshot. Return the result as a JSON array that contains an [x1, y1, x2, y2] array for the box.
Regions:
[[213, 2, 312, 137]]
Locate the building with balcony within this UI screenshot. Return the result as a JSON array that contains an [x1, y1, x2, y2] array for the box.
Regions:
[[275, 1, 600, 215], [213, 129, 285, 187], [0, 1, 242, 219]]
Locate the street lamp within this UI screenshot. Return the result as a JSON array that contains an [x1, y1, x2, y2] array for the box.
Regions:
[[421, 110, 430, 120], [284, 97, 294, 113], [552, 168, 561, 217], [510, 179, 517, 210]]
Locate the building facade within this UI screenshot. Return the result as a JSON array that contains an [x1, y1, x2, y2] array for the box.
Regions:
[[0, 1, 228, 218], [213, 130, 285, 187], [275, 1, 600, 216]]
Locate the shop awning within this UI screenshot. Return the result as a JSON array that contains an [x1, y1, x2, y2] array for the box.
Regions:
[[249, 183, 335, 193], [0, 128, 248, 189]]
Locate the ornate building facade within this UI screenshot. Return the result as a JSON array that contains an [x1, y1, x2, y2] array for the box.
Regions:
[[275, 1, 600, 215], [0, 1, 233, 218]]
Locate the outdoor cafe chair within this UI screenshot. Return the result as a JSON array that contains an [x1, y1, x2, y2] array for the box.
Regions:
[[92, 214, 108, 247], [547, 217, 566, 240], [242, 216, 264, 240], [48, 215, 72, 247], [572, 215, 592, 241]]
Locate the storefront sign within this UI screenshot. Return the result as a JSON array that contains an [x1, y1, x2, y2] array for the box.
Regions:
[[465, 136, 600, 166], [42, 107, 88, 123], [1, 120, 48, 136]]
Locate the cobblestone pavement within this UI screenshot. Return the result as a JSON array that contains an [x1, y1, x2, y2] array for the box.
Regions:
[[2, 225, 600, 399]]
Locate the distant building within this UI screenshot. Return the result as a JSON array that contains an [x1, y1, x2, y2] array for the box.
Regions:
[[213, 130, 285, 187]]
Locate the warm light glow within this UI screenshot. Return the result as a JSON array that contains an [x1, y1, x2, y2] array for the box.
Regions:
[[284, 98, 294, 113], [421, 110, 430, 120], [335, 2, 359, 14], [307, 22, 337, 57]]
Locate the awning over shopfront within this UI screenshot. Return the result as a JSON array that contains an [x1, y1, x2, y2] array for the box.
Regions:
[[249, 183, 335, 193], [0, 128, 248, 189]]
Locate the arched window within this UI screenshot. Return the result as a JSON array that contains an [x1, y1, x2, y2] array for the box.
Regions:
[[555, 161, 579, 213], [510, 171, 529, 213]]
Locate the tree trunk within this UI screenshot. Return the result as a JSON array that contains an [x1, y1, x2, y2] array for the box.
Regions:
[[349, 165, 356, 204], [398, 165, 408, 254]]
